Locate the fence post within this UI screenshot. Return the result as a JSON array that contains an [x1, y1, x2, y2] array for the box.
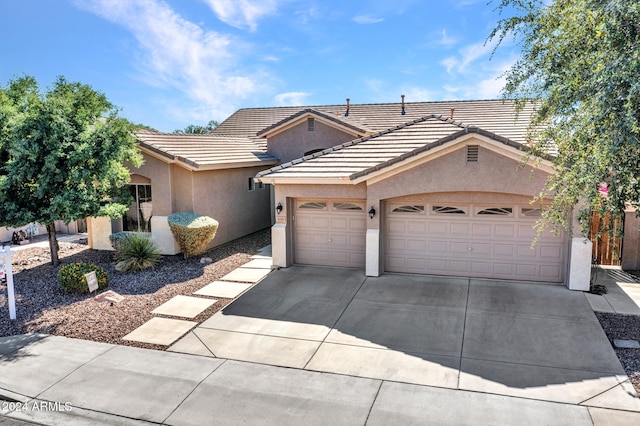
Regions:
[[1, 246, 15, 320]]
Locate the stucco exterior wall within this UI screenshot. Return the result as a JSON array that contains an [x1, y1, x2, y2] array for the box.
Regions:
[[267, 120, 357, 163], [192, 166, 272, 248], [171, 165, 195, 213], [127, 154, 173, 216], [368, 145, 549, 202]]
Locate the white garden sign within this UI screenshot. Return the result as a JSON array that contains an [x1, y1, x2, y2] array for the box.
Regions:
[[0, 246, 16, 320]]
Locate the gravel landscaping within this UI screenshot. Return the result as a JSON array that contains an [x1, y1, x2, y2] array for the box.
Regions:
[[0, 229, 270, 351], [595, 312, 640, 395]]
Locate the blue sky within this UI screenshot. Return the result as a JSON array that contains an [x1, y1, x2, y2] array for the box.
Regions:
[[0, 0, 518, 132]]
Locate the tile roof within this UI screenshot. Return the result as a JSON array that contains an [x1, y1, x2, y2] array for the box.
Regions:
[[256, 108, 374, 136], [136, 130, 278, 170], [212, 99, 535, 145], [256, 115, 538, 181]]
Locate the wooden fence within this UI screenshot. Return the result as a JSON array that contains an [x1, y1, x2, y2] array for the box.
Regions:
[[590, 212, 622, 266]]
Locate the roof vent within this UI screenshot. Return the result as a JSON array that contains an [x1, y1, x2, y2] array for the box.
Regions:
[[345, 98, 350, 117], [450, 108, 455, 119], [401, 94, 406, 115], [467, 145, 479, 163]]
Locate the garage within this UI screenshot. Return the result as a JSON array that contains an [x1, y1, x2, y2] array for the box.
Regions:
[[385, 200, 566, 282], [294, 199, 367, 268]]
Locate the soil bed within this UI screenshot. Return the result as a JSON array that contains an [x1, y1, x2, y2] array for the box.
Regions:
[[0, 229, 270, 350]]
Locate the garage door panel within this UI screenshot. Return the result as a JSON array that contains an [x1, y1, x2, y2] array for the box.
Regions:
[[494, 244, 515, 257], [451, 223, 470, 235], [385, 201, 566, 282], [495, 224, 516, 238], [408, 221, 427, 234], [472, 223, 492, 237], [428, 222, 448, 234]]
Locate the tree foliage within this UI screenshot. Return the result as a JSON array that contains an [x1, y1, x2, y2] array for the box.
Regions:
[[489, 0, 640, 237], [0, 76, 142, 265], [173, 119, 219, 134]]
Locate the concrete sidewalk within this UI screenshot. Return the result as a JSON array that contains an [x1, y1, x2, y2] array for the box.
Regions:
[[1, 333, 638, 425]]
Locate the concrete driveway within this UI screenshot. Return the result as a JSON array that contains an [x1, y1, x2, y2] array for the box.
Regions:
[[171, 265, 640, 411]]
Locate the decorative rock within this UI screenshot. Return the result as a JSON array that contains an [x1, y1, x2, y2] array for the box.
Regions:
[[200, 257, 213, 264], [614, 339, 640, 349], [94, 290, 125, 304]]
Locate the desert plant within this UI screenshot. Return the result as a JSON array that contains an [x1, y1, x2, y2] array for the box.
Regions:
[[109, 231, 135, 251], [168, 212, 219, 259], [115, 234, 161, 272], [58, 262, 109, 294]]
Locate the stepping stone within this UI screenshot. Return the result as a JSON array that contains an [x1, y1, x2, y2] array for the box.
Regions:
[[614, 339, 640, 349], [256, 245, 272, 256], [194, 281, 252, 298], [241, 258, 272, 269], [220, 267, 271, 283], [122, 317, 197, 346], [151, 295, 217, 319]]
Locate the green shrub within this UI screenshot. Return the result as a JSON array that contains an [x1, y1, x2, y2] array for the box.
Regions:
[[168, 212, 219, 259], [115, 234, 161, 272], [58, 263, 109, 294], [108, 231, 148, 251]]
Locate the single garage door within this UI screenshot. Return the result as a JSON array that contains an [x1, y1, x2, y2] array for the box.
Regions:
[[294, 199, 366, 268], [385, 201, 566, 282]]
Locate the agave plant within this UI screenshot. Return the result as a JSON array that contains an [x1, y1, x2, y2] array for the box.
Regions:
[[115, 234, 161, 272]]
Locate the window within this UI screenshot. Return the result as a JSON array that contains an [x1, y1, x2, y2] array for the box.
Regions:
[[467, 145, 479, 163], [432, 205, 466, 215], [392, 205, 425, 213], [248, 177, 255, 191], [123, 184, 152, 232], [333, 202, 363, 211], [477, 207, 513, 216], [307, 117, 315, 131], [298, 201, 327, 209], [522, 208, 542, 217]]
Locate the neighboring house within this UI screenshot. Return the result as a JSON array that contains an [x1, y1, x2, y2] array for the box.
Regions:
[[87, 130, 278, 254]]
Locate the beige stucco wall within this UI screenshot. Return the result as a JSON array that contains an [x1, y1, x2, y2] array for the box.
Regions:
[[192, 165, 272, 248], [171, 165, 195, 213], [126, 154, 173, 216], [267, 120, 357, 163]]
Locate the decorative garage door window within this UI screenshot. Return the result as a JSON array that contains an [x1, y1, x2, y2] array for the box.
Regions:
[[333, 202, 364, 211], [522, 208, 542, 217], [391, 205, 425, 213], [432, 205, 466, 215], [476, 207, 513, 216], [298, 201, 327, 210]]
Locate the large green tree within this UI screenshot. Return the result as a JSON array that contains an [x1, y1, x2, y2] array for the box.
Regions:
[[489, 0, 640, 237], [0, 76, 142, 265]]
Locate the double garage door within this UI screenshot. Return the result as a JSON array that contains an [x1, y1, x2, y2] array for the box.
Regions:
[[293, 198, 566, 282], [385, 201, 566, 282]]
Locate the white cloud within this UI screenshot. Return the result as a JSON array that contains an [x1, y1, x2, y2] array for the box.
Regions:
[[401, 87, 434, 102], [204, 0, 280, 31], [274, 91, 311, 106], [74, 0, 268, 123], [352, 15, 384, 24], [440, 40, 496, 75], [434, 29, 459, 48]]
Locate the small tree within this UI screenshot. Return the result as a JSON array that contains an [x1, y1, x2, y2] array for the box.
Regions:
[[173, 119, 219, 134], [0, 76, 142, 265]]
